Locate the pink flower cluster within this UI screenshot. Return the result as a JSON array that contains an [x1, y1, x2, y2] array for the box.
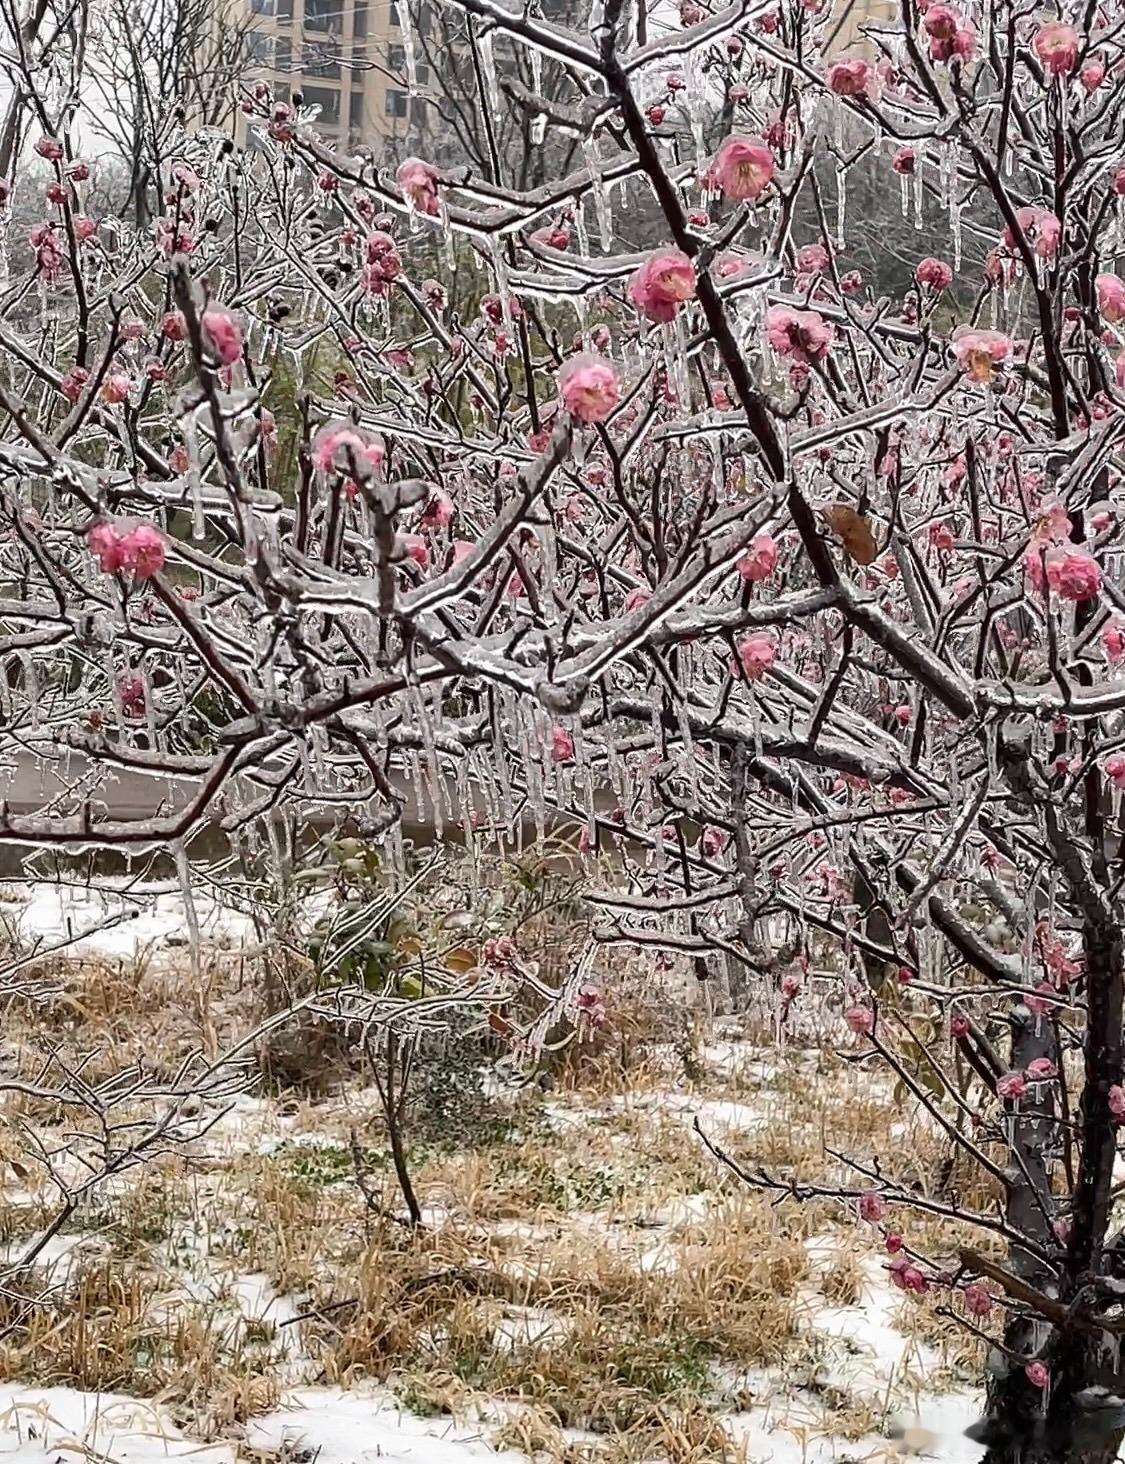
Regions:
[[825, 56, 872, 95], [922, 3, 977, 61], [736, 630, 777, 681], [363, 231, 402, 296], [87, 520, 167, 578], [1024, 544, 1102, 602], [1004, 206, 1062, 261]]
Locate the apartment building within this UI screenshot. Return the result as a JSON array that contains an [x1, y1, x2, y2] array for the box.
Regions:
[[243, 0, 431, 152]]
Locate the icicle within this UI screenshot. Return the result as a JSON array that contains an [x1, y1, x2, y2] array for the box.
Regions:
[[951, 200, 962, 271], [182, 413, 206, 540], [835, 167, 847, 250], [21, 654, 39, 732], [913, 170, 923, 231], [488, 234, 513, 328], [477, 26, 501, 117], [581, 134, 612, 251], [899, 172, 909, 218], [175, 841, 202, 979], [400, 0, 419, 95], [574, 201, 589, 260], [663, 318, 690, 407]]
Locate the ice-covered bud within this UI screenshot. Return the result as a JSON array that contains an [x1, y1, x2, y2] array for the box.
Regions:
[[826, 56, 872, 94], [915, 257, 952, 290], [396, 157, 441, 215], [201, 306, 243, 365]]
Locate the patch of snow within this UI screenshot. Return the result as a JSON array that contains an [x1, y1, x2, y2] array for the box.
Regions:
[[0, 1387, 235, 1464], [247, 1387, 528, 1464]]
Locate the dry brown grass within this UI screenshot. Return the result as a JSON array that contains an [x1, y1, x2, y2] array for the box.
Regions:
[[0, 897, 991, 1464]]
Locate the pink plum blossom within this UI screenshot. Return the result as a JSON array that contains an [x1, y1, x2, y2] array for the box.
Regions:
[[1033, 20, 1079, 77], [201, 307, 243, 365], [766, 304, 833, 363], [738, 533, 779, 582], [627, 248, 697, 323], [558, 354, 621, 424], [951, 326, 1011, 381], [710, 135, 775, 201], [826, 57, 872, 95], [396, 157, 441, 215], [996, 1071, 1027, 1101], [915, 257, 953, 290], [736, 630, 777, 680], [1097, 273, 1125, 323], [1025, 1362, 1050, 1390]]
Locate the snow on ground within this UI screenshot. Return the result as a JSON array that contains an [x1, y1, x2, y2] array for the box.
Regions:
[[0, 1387, 235, 1464], [247, 1387, 528, 1464], [0, 880, 256, 959]]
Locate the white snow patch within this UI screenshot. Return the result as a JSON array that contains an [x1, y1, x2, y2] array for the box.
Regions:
[[247, 1387, 527, 1464], [0, 1387, 235, 1464]]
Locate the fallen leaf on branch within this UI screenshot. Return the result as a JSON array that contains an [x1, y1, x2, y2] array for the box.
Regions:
[[821, 503, 878, 565]]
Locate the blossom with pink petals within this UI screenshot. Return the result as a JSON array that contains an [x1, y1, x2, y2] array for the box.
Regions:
[[845, 1004, 874, 1035], [923, 3, 977, 61], [915, 257, 953, 290], [627, 248, 697, 323], [1004, 206, 1062, 261], [1110, 1085, 1125, 1121], [1097, 272, 1125, 323], [558, 353, 621, 424], [312, 422, 385, 478], [858, 1192, 886, 1222], [121, 524, 167, 579], [1105, 755, 1125, 789], [710, 135, 775, 201], [996, 1071, 1027, 1101], [951, 325, 1011, 381], [736, 630, 777, 681], [201, 306, 243, 366], [963, 1284, 992, 1317], [1033, 20, 1079, 77], [1103, 618, 1125, 664], [396, 157, 441, 215], [738, 532, 779, 583], [826, 56, 872, 95], [766, 304, 833, 364], [1081, 56, 1105, 91], [550, 725, 575, 763], [1025, 1362, 1050, 1390]]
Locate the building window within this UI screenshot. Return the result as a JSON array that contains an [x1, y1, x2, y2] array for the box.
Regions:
[[388, 44, 429, 81], [389, 2, 399, 24], [304, 45, 341, 76], [277, 0, 292, 19], [385, 89, 407, 116], [304, 0, 341, 31], [302, 84, 341, 122], [354, 1, 368, 35], [349, 90, 364, 132], [275, 36, 292, 67], [250, 0, 274, 13], [247, 30, 274, 62]]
